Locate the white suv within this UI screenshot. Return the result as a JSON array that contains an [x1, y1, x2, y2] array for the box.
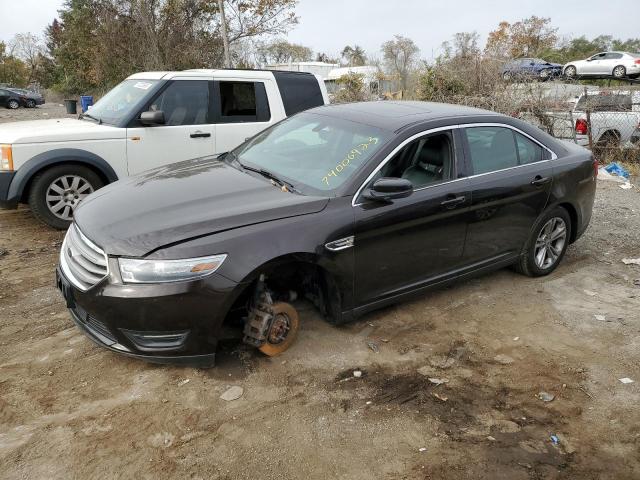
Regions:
[[0, 69, 328, 228], [564, 51, 640, 79]]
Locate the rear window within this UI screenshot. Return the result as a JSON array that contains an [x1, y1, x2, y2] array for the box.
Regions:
[[576, 94, 633, 112], [273, 72, 324, 116]]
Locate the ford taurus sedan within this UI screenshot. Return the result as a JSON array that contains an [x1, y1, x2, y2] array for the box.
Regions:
[[56, 101, 597, 366]]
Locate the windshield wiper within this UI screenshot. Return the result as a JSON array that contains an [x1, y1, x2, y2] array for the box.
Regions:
[[80, 112, 102, 124], [238, 161, 301, 194]]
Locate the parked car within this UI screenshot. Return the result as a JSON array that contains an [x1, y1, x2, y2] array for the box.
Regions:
[[521, 90, 640, 149], [0, 87, 44, 109], [0, 69, 329, 228], [7, 88, 46, 108], [502, 58, 563, 81], [56, 101, 596, 367], [563, 51, 640, 79]]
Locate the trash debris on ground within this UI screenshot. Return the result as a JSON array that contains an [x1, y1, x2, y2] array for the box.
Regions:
[[429, 355, 456, 369], [594, 314, 606, 321], [487, 436, 496, 442], [583, 290, 598, 297], [367, 341, 379, 353], [220, 386, 244, 401], [618, 378, 634, 384], [620, 182, 634, 190], [177, 379, 190, 387], [494, 354, 515, 365], [418, 447, 427, 452], [427, 377, 449, 386], [550, 434, 560, 446], [605, 162, 630, 179], [634, 279, 640, 287], [380, 338, 390, 343], [537, 391, 555, 402], [433, 392, 448, 402], [622, 258, 640, 266], [597, 167, 624, 182], [353, 370, 363, 378], [513, 337, 520, 341]]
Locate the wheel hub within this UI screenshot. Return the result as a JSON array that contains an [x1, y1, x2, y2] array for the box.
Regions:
[[267, 313, 291, 345]]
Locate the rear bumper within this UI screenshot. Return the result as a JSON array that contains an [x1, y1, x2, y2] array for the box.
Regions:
[[0, 171, 18, 209], [56, 264, 244, 367]]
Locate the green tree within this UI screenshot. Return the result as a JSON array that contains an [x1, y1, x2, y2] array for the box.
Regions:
[[0, 42, 30, 87], [341, 45, 367, 66]]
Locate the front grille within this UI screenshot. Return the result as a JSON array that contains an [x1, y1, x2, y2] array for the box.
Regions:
[[60, 224, 108, 291]]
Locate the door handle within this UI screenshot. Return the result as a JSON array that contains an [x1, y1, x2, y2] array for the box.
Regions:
[[190, 131, 211, 138], [531, 176, 551, 187], [440, 195, 466, 209]]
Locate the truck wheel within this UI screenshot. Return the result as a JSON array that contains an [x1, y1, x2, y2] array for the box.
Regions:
[[28, 164, 104, 229], [515, 207, 571, 277], [7, 99, 20, 109], [258, 302, 300, 357]]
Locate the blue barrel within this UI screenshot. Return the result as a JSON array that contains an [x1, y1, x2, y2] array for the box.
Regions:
[[80, 95, 94, 112]]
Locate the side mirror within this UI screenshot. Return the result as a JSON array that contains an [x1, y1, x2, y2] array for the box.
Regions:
[[363, 177, 413, 202], [140, 110, 165, 126]]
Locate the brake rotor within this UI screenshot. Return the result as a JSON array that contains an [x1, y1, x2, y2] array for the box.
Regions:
[[258, 302, 299, 357]]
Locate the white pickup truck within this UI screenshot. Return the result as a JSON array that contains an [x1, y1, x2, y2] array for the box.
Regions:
[[523, 90, 640, 150], [0, 69, 328, 228]]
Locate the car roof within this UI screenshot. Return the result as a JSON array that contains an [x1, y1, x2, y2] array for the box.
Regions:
[[305, 101, 496, 132]]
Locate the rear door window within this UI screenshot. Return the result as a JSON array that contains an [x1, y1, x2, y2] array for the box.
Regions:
[[515, 132, 546, 164], [464, 127, 519, 174], [216, 81, 271, 123]]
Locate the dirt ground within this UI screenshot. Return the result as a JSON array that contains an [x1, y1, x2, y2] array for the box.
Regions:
[[1, 107, 640, 480]]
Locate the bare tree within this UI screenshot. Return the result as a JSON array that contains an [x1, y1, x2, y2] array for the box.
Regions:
[[9, 33, 45, 83], [217, 0, 232, 68], [341, 45, 367, 67], [382, 35, 419, 93]]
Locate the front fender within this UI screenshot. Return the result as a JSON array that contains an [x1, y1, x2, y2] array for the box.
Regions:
[[8, 148, 119, 202]]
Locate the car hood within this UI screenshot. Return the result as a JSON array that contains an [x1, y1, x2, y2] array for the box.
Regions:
[[0, 118, 124, 144], [74, 157, 330, 257]]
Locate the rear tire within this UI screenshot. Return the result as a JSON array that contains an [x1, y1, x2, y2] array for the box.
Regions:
[[515, 207, 572, 277], [27, 164, 104, 230], [612, 65, 626, 78]]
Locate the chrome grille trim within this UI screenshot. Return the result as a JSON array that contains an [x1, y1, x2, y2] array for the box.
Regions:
[[60, 224, 109, 291]]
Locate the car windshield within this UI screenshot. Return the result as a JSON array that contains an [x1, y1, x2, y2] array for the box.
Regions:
[[84, 79, 159, 125], [231, 112, 392, 196]]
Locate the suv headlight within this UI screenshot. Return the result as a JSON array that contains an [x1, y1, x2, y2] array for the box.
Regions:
[[1, 145, 13, 171], [118, 254, 227, 284]]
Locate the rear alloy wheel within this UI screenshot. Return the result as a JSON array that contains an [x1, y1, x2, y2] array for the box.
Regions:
[[515, 207, 572, 277], [258, 302, 300, 357], [28, 164, 104, 229], [612, 65, 626, 78], [7, 99, 20, 109], [564, 66, 577, 79]]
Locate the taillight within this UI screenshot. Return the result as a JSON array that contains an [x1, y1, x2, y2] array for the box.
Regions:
[[575, 118, 589, 135], [635, 59, 640, 65]]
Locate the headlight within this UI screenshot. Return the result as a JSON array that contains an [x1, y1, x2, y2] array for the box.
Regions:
[[1, 145, 13, 171], [118, 254, 227, 284]]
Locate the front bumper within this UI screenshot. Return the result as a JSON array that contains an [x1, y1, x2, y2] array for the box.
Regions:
[[56, 265, 244, 367], [0, 171, 17, 209]]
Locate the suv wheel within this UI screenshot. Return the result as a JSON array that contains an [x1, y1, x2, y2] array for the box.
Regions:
[[28, 165, 104, 229], [612, 65, 626, 78], [515, 207, 572, 277], [7, 99, 20, 109]]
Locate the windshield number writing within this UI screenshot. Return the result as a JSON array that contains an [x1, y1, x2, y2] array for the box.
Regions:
[[322, 137, 379, 186]]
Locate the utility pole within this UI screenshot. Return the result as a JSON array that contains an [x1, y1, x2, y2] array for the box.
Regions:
[[217, 0, 231, 68]]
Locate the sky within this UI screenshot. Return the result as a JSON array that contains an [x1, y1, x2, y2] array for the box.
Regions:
[[1, 0, 638, 60]]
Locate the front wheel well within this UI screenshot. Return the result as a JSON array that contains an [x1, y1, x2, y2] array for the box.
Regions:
[[20, 161, 111, 203], [227, 257, 343, 327]]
